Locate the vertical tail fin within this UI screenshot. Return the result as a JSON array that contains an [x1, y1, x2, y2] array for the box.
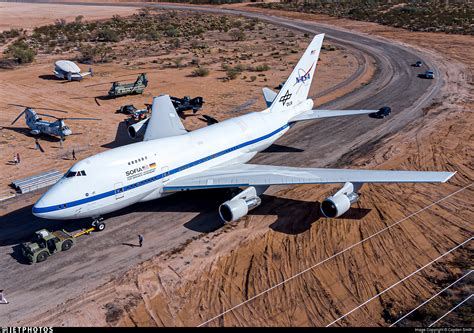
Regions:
[[269, 34, 324, 113]]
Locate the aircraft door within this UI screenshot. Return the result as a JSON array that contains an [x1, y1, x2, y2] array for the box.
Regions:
[[114, 182, 124, 199], [161, 166, 170, 182]]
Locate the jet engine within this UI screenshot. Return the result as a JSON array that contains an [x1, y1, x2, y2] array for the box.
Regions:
[[128, 118, 149, 139], [320, 182, 361, 218], [219, 186, 261, 222]]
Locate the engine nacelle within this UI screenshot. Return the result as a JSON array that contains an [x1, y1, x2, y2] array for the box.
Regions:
[[218, 187, 261, 222], [320, 182, 361, 218], [128, 118, 149, 139]]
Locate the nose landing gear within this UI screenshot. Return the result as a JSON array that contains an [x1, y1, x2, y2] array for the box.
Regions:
[[91, 217, 105, 231]]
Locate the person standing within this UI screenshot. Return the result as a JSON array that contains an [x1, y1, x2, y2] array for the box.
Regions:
[[72, 149, 77, 160], [13, 154, 18, 165], [138, 234, 144, 248], [35, 138, 40, 150], [0, 290, 8, 304], [16, 152, 20, 164]]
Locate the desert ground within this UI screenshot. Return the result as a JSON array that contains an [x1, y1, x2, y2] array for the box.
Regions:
[[0, 2, 138, 32], [0, 1, 472, 327]]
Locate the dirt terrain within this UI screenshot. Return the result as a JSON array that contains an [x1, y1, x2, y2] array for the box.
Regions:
[[0, 1, 472, 327], [0, 2, 138, 32]]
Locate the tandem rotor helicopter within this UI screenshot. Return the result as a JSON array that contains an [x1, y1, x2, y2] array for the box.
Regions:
[[9, 104, 100, 141]]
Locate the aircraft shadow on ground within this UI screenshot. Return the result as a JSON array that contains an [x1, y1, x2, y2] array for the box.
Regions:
[[1, 189, 371, 262], [38, 74, 61, 81], [262, 144, 304, 153], [1, 127, 62, 143], [102, 120, 137, 148]]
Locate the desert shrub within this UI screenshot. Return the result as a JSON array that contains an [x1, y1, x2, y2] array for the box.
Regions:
[[166, 28, 179, 37], [173, 56, 185, 68], [4, 39, 35, 64], [55, 18, 67, 28], [96, 28, 120, 42], [254, 64, 270, 72], [229, 28, 246, 41], [192, 67, 210, 77], [78, 44, 113, 63], [225, 64, 244, 80], [171, 38, 181, 48], [250, 75, 257, 82]]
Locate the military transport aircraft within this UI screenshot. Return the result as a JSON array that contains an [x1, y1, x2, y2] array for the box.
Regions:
[[33, 34, 454, 231]]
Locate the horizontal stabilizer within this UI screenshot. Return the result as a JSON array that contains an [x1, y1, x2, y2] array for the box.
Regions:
[[163, 164, 455, 191], [262, 87, 277, 107], [290, 109, 377, 122]]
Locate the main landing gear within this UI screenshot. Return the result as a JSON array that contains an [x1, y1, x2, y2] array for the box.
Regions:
[[91, 217, 105, 232]]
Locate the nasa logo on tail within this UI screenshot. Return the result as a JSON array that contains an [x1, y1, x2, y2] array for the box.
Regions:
[[294, 64, 314, 86]]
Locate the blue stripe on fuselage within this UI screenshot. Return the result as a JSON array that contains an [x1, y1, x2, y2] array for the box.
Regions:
[[32, 124, 289, 214]]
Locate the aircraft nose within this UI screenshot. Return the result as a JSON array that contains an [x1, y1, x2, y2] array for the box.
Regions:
[[32, 191, 57, 218]]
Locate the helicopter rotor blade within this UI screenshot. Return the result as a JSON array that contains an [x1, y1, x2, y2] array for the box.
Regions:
[[11, 110, 26, 125], [34, 107, 69, 113], [62, 117, 101, 121], [36, 113, 61, 120], [8, 104, 68, 113]]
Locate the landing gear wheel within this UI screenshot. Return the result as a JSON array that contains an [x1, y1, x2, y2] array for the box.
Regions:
[[92, 218, 105, 232], [96, 222, 106, 232]]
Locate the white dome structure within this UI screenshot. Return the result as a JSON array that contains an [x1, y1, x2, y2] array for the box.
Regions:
[[53, 60, 92, 81]]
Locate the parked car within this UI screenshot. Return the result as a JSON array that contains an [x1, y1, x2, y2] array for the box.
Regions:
[[371, 106, 392, 119], [414, 60, 423, 67], [424, 70, 434, 79]]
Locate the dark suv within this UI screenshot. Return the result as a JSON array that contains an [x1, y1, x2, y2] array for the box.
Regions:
[[371, 106, 392, 119]]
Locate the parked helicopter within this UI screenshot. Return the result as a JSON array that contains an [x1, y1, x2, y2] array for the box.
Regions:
[[10, 104, 100, 140]]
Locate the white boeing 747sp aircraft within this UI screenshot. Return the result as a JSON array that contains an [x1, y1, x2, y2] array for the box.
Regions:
[[33, 34, 454, 230]]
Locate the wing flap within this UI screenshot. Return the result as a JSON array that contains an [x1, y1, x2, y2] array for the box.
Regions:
[[144, 95, 187, 141], [163, 164, 455, 191]]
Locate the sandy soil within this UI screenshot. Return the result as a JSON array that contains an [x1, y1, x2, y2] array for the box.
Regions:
[[0, 2, 139, 32], [1, 2, 472, 327]]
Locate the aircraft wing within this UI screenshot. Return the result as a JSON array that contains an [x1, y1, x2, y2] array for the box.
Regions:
[[290, 109, 377, 122], [163, 164, 455, 191], [144, 95, 188, 141]]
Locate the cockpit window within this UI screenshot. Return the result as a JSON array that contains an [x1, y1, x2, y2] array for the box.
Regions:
[[65, 170, 86, 178]]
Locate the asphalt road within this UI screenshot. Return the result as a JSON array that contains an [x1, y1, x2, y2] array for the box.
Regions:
[[0, 2, 443, 325]]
